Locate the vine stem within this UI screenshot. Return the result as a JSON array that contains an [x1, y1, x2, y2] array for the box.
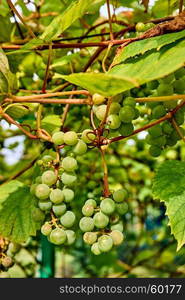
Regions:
[[6, 0, 36, 38], [171, 118, 185, 142], [179, 0, 184, 13], [4, 98, 90, 104], [136, 94, 185, 102], [100, 147, 111, 197], [106, 0, 114, 41]]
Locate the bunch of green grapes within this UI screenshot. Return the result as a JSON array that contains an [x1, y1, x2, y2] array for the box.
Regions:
[[92, 93, 140, 136], [79, 189, 128, 255], [0, 238, 20, 275]]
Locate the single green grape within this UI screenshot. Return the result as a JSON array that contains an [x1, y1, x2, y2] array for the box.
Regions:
[[35, 184, 50, 200], [152, 105, 166, 118], [83, 232, 97, 245], [49, 228, 67, 245], [91, 242, 101, 255], [42, 170, 57, 186], [162, 122, 173, 135], [149, 145, 162, 157], [107, 114, 121, 129], [60, 211, 76, 228], [110, 221, 124, 232], [109, 102, 121, 114], [93, 212, 109, 229], [113, 189, 128, 203], [41, 223, 52, 236], [95, 104, 107, 121], [100, 198, 115, 215], [148, 124, 162, 137], [61, 156, 77, 172], [42, 155, 53, 163], [50, 188, 64, 204], [92, 93, 105, 105], [32, 207, 45, 222], [119, 123, 134, 136], [81, 129, 96, 144], [98, 235, 113, 252], [61, 172, 77, 186], [65, 230, 76, 245], [35, 176, 42, 184], [82, 204, 94, 217], [157, 83, 173, 96], [135, 22, 146, 32], [79, 217, 94, 232], [146, 80, 158, 90], [73, 139, 87, 155], [52, 131, 64, 145], [163, 100, 177, 110], [63, 131, 78, 145], [52, 203, 66, 216], [110, 230, 124, 246], [38, 200, 52, 211], [174, 110, 184, 125], [119, 106, 135, 123], [85, 199, 97, 208], [173, 79, 185, 94], [62, 188, 74, 202], [123, 97, 136, 107], [116, 202, 128, 215]]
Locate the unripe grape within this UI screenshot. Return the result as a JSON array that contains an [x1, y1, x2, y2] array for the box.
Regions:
[[30, 183, 37, 195], [109, 102, 121, 114], [1, 256, 14, 268], [63, 131, 78, 145], [42, 155, 53, 163], [61, 172, 77, 186], [91, 242, 101, 255], [119, 123, 134, 136], [162, 122, 173, 134], [146, 80, 158, 90], [93, 212, 109, 228], [135, 22, 146, 32], [52, 131, 64, 145], [82, 129, 95, 143], [41, 223, 52, 236], [82, 204, 94, 217], [50, 228, 66, 245], [119, 106, 135, 123], [60, 211, 76, 228], [116, 202, 128, 215], [111, 221, 124, 232], [35, 184, 50, 200], [113, 189, 128, 203], [149, 145, 162, 157], [73, 139, 87, 155], [42, 170, 57, 186], [85, 199, 97, 208], [61, 157, 77, 172], [95, 104, 107, 121], [163, 100, 177, 110], [52, 203, 66, 216], [148, 124, 162, 137], [50, 188, 64, 204], [174, 110, 184, 125], [32, 207, 45, 222], [145, 22, 155, 30], [157, 83, 173, 96], [65, 230, 76, 245], [110, 230, 124, 246], [62, 188, 74, 202], [123, 97, 136, 107], [159, 73, 175, 84], [35, 176, 42, 183], [83, 232, 97, 245], [112, 94, 122, 103], [100, 198, 115, 215], [152, 135, 166, 147], [173, 79, 185, 93], [98, 235, 113, 252], [37, 160, 43, 166], [152, 104, 166, 119], [107, 114, 121, 129], [38, 200, 52, 211], [92, 93, 105, 105], [79, 217, 94, 232]]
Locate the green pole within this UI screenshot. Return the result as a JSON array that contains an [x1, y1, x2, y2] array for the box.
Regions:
[[39, 235, 55, 278]]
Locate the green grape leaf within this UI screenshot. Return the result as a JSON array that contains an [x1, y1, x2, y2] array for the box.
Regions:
[[152, 160, 185, 202], [62, 38, 185, 96], [113, 30, 185, 65], [0, 183, 41, 243], [0, 180, 23, 209], [166, 192, 185, 251], [42, 114, 61, 133], [0, 49, 17, 95]]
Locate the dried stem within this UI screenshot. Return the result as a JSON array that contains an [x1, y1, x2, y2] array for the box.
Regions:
[[100, 147, 110, 197]]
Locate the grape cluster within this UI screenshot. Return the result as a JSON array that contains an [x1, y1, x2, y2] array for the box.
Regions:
[[0, 238, 20, 274], [79, 189, 128, 255], [92, 93, 140, 136]]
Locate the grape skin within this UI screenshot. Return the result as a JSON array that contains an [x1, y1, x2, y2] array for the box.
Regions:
[[63, 131, 78, 146], [113, 189, 128, 203], [52, 131, 64, 145], [42, 170, 57, 186], [91, 242, 102, 255], [62, 188, 74, 202], [61, 172, 77, 186], [82, 204, 94, 217], [100, 198, 115, 215], [65, 230, 76, 245], [79, 217, 94, 232], [38, 201, 52, 211], [41, 223, 52, 236], [50, 188, 64, 204], [52, 203, 66, 216], [110, 230, 124, 246], [73, 139, 87, 155], [35, 184, 50, 200], [50, 228, 67, 245], [60, 211, 76, 228], [83, 232, 97, 245], [61, 157, 77, 172], [98, 235, 113, 252], [93, 212, 109, 229]]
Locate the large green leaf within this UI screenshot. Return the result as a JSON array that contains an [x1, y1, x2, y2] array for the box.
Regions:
[[113, 30, 185, 65], [166, 192, 185, 251], [0, 49, 17, 96], [153, 160, 185, 250], [62, 39, 185, 96], [152, 161, 185, 202], [0, 180, 23, 209], [0, 182, 41, 243]]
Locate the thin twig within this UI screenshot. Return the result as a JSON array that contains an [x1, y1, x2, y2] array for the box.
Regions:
[[171, 117, 185, 142], [106, 0, 114, 41]]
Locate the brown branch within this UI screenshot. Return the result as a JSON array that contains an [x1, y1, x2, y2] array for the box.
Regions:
[[106, 0, 114, 41], [179, 0, 184, 13], [171, 117, 185, 142], [5, 98, 90, 104]]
